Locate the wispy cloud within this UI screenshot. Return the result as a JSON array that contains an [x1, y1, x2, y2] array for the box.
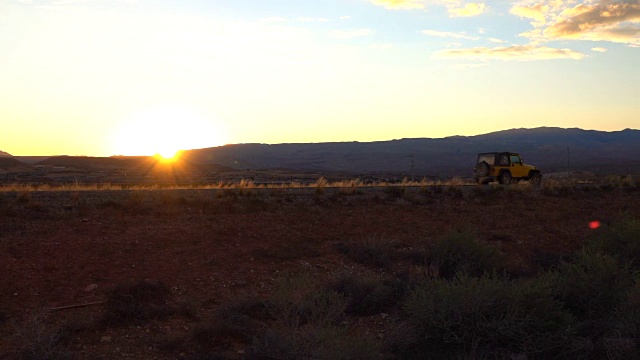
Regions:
[[454, 63, 489, 69], [329, 28, 374, 39], [422, 29, 479, 40], [297, 17, 329, 22], [434, 44, 586, 60], [448, 2, 486, 17], [260, 16, 287, 23], [370, 0, 425, 10], [591, 47, 608, 52]]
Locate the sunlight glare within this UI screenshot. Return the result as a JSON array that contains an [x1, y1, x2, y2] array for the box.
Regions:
[[111, 105, 226, 156]]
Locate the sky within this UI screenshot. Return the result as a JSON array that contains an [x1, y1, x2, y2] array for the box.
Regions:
[[1, 0, 639, 156]]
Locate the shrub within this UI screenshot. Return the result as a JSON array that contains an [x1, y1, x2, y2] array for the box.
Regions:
[[247, 270, 380, 359], [335, 235, 397, 268], [189, 303, 266, 351], [552, 248, 635, 321], [250, 322, 380, 360], [314, 177, 328, 195], [101, 280, 172, 326], [541, 178, 576, 196], [598, 279, 640, 359], [383, 186, 404, 199], [395, 273, 574, 359], [425, 230, 504, 279], [267, 271, 347, 326], [11, 312, 74, 360], [585, 218, 640, 269], [327, 274, 405, 316]]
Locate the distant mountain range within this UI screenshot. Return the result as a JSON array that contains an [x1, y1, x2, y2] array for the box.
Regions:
[[181, 127, 640, 176], [2, 127, 640, 176]]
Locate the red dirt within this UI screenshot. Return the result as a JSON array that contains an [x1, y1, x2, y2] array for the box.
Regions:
[[1, 187, 638, 359]]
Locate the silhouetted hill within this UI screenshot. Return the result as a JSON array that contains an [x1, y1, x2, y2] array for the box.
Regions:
[[182, 127, 640, 176], [0, 150, 12, 157], [0, 157, 29, 170]]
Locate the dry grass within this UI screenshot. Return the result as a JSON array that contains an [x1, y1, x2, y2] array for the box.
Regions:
[[0, 176, 481, 192]]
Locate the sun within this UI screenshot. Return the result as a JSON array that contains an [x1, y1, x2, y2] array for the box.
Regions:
[[111, 105, 226, 157]]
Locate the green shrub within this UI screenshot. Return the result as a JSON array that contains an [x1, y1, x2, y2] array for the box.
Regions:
[[585, 218, 640, 269], [553, 248, 635, 321], [247, 270, 379, 359], [395, 273, 574, 359], [335, 235, 397, 268], [267, 271, 347, 327], [426, 230, 504, 279], [599, 278, 640, 359], [327, 274, 405, 316]]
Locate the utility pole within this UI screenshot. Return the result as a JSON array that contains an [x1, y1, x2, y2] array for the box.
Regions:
[[567, 147, 570, 179], [409, 154, 415, 182]]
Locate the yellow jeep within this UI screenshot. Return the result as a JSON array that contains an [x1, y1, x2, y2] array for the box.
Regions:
[[474, 152, 541, 185]]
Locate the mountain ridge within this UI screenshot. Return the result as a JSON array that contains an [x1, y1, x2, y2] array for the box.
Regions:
[[3, 127, 640, 176], [181, 127, 640, 176]]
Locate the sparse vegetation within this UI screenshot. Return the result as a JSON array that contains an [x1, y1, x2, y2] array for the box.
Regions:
[[335, 234, 397, 268], [2, 185, 639, 359], [101, 280, 172, 326], [423, 229, 504, 279]]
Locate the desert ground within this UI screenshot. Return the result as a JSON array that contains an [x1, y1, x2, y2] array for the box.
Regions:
[[1, 181, 640, 359]]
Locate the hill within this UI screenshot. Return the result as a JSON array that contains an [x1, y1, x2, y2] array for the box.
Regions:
[[182, 127, 640, 176], [0, 157, 29, 171]]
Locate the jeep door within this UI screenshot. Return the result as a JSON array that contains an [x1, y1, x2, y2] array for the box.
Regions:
[[509, 155, 528, 178]]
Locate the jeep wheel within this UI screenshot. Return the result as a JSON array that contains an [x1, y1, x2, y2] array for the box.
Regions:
[[499, 171, 512, 185], [475, 161, 489, 177]]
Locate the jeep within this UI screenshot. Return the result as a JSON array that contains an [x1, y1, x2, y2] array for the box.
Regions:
[[474, 152, 541, 185]]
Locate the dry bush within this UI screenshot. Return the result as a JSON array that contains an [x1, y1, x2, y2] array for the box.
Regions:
[[313, 177, 329, 194], [335, 234, 397, 268], [10, 311, 80, 360], [100, 280, 172, 326], [326, 273, 405, 316], [383, 186, 404, 199], [541, 178, 577, 196]]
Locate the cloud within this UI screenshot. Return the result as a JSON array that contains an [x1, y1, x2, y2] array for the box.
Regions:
[[510, 3, 550, 26], [329, 28, 374, 39], [422, 29, 479, 40], [260, 17, 287, 23], [371, 43, 395, 49], [512, 0, 640, 46], [448, 2, 486, 17], [297, 17, 329, 22], [545, 1, 640, 42], [434, 44, 586, 60], [454, 63, 489, 69], [370, 0, 425, 10], [591, 46, 608, 52]]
